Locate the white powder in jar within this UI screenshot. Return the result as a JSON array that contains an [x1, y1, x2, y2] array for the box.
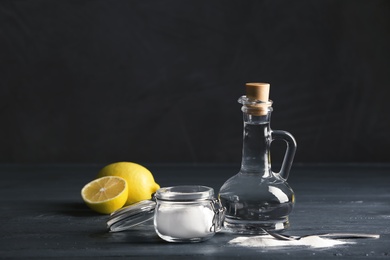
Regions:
[[155, 205, 215, 239], [228, 235, 353, 248]]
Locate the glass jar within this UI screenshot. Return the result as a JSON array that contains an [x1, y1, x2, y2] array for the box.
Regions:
[[154, 186, 224, 242], [107, 185, 225, 243]]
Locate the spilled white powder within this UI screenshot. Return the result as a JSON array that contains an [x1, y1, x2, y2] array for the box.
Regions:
[[228, 235, 353, 248]]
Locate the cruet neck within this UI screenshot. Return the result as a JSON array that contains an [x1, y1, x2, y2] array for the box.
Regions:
[[238, 99, 273, 177]]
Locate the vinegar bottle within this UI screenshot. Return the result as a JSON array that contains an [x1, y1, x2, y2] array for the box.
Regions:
[[219, 83, 297, 234]]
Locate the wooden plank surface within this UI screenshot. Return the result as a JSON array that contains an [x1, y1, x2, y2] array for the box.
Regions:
[[0, 164, 389, 258]]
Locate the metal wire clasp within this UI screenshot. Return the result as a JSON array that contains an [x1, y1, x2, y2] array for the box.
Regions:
[[209, 198, 226, 233]]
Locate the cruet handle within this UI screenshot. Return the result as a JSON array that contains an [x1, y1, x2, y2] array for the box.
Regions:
[[271, 130, 297, 180]]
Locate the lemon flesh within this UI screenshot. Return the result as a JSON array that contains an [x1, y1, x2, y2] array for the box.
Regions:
[[97, 162, 160, 205], [81, 176, 128, 214]]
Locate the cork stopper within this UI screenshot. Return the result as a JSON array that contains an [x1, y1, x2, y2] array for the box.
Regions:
[[245, 83, 270, 101], [245, 82, 271, 116]]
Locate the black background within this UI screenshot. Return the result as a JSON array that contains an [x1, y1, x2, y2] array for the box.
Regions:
[[1, 0, 389, 164]]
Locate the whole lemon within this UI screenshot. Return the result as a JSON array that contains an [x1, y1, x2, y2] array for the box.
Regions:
[[97, 162, 160, 205]]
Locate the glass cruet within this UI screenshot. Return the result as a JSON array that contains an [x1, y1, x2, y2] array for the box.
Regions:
[[218, 82, 297, 234]]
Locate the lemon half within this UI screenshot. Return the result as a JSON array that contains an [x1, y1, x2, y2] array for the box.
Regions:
[[81, 176, 128, 214]]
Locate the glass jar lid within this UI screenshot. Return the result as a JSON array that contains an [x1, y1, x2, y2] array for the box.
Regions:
[[107, 200, 156, 232], [155, 185, 214, 201]]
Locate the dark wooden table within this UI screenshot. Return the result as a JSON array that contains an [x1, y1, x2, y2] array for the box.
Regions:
[[1, 163, 389, 259]]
